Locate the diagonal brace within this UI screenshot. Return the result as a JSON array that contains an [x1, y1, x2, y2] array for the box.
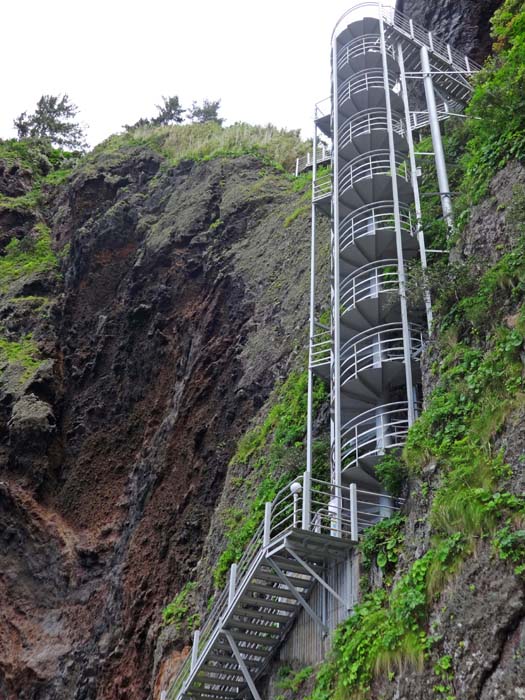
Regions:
[[267, 558, 329, 635], [223, 630, 262, 700], [285, 547, 350, 610]]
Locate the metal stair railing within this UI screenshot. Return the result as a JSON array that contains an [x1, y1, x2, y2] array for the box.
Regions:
[[339, 150, 409, 194], [337, 33, 393, 71], [313, 172, 332, 201], [295, 146, 332, 176], [310, 324, 331, 370], [168, 472, 400, 699], [338, 67, 398, 109], [341, 400, 413, 471], [340, 259, 398, 312], [339, 200, 413, 254], [339, 322, 423, 386], [339, 108, 405, 151]]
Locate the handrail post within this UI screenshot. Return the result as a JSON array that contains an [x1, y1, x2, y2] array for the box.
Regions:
[[350, 483, 358, 541], [263, 502, 272, 547], [228, 563, 237, 606], [302, 470, 311, 531], [191, 629, 200, 671]]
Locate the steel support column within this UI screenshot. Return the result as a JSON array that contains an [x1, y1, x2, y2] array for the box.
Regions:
[[330, 31, 343, 533], [398, 43, 433, 331], [379, 13, 416, 426], [223, 631, 263, 700], [306, 116, 319, 476], [421, 45, 454, 229]]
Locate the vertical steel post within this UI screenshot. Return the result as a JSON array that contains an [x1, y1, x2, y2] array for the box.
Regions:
[[302, 470, 311, 531], [263, 502, 272, 547], [421, 45, 454, 229], [228, 563, 237, 606], [379, 12, 416, 426], [349, 483, 358, 542], [397, 43, 433, 331], [306, 116, 319, 476], [331, 25, 343, 536], [191, 629, 200, 671]]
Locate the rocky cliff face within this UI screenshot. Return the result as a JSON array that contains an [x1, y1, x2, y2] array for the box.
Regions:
[[397, 0, 503, 62], [0, 138, 326, 699]]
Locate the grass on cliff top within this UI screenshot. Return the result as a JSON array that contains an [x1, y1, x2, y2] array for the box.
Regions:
[[0, 224, 58, 291], [93, 121, 310, 172]]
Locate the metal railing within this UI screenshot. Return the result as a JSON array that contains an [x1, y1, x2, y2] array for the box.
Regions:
[[336, 33, 394, 71], [313, 172, 332, 201], [341, 259, 398, 312], [167, 469, 402, 698], [339, 150, 409, 195], [340, 322, 423, 386], [310, 324, 331, 369], [331, 2, 480, 74], [339, 200, 413, 254], [315, 97, 331, 120], [295, 145, 332, 176], [339, 68, 399, 110], [341, 400, 414, 471], [339, 108, 405, 151]]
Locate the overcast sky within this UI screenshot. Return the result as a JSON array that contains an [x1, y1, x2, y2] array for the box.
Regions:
[[2, 0, 395, 148]]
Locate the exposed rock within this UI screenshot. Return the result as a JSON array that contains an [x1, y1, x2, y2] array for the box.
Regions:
[[396, 0, 504, 63]]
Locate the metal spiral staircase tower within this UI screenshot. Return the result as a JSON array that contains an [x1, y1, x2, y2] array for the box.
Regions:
[[165, 4, 478, 699]]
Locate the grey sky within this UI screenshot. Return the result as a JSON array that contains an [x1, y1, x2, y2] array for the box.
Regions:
[[2, 0, 394, 148]]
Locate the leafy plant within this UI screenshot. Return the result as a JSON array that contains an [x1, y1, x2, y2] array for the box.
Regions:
[[162, 581, 200, 632]]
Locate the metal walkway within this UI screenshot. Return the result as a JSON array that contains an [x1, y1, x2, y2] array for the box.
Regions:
[[168, 476, 399, 700]]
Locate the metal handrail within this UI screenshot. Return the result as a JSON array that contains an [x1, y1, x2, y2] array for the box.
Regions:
[[339, 200, 413, 253], [296, 146, 332, 176], [340, 323, 423, 386], [338, 68, 398, 109], [339, 150, 409, 194], [310, 327, 331, 368], [339, 108, 405, 151], [341, 400, 414, 470], [313, 172, 332, 201], [340, 259, 398, 312], [331, 2, 480, 74], [336, 33, 393, 71]]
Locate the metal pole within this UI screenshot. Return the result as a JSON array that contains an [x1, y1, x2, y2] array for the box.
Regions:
[[302, 470, 311, 531], [306, 116, 318, 475], [191, 629, 200, 671], [228, 563, 237, 606], [421, 45, 454, 229], [379, 12, 416, 426], [263, 502, 272, 547], [397, 43, 433, 331], [349, 483, 358, 542], [331, 24, 343, 536]]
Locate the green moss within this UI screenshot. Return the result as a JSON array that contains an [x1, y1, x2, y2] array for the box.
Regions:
[[284, 205, 309, 228], [0, 334, 42, 378], [0, 224, 58, 291], [162, 581, 200, 632]]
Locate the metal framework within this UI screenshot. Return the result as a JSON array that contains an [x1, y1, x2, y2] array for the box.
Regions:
[[166, 4, 479, 699]]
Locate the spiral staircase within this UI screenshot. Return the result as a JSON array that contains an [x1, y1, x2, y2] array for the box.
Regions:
[[165, 4, 479, 699]]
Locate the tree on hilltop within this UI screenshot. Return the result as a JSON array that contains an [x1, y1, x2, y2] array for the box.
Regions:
[[152, 95, 185, 125], [188, 99, 223, 125], [14, 94, 87, 151]]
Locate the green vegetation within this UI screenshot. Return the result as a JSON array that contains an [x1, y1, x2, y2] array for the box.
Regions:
[[162, 581, 200, 633], [461, 0, 525, 202], [359, 514, 405, 575], [0, 335, 42, 378], [0, 138, 76, 212], [94, 122, 309, 172], [0, 224, 58, 291], [374, 453, 408, 497], [213, 370, 328, 588], [276, 665, 314, 698]]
